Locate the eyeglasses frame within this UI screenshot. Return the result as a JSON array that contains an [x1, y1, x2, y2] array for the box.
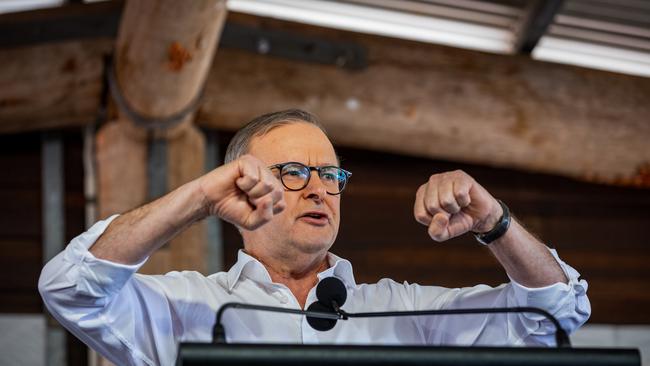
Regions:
[[268, 161, 352, 195]]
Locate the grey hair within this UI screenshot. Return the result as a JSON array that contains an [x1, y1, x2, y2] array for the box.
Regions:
[[224, 109, 329, 163]]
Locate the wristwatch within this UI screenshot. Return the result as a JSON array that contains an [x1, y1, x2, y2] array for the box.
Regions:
[[473, 199, 511, 245]]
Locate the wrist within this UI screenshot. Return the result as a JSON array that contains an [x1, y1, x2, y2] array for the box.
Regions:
[[190, 178, 212, 222], [475, 199, 504, 234], [473, 199, 511, 245]]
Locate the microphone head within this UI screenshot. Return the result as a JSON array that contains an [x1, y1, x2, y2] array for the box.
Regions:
[[306, 301, 337, 331], [316, 277, 347, 307]]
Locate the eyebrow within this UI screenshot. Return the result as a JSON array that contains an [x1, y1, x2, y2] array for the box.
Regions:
[[270, 161, 340, 168]]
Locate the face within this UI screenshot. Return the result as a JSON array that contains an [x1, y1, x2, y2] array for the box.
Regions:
[[242, 122, 341, 259]]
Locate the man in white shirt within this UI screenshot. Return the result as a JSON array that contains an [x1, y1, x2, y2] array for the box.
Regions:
[[39, 109, 590, 366]]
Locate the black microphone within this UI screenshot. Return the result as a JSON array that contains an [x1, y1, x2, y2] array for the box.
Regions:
[[317, 276, 348, 309], [307, 277, 572, 348], [306, 277, 349, 331]]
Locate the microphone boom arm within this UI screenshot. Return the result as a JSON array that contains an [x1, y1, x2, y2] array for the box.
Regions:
[[213, 302, 342, 343], [213, 302, 570, 347], [341, 306, 571, 348]]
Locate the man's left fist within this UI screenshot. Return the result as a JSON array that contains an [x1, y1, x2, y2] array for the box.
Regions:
[[414, 170, 503, 242]]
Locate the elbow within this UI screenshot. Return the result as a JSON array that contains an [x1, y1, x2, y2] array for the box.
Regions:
[[38, 256, 62, 310], [563, 293, 591, 334], [38, 251, 80, 314]]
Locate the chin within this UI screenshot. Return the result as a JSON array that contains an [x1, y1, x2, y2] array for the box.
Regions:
[[295, 238, 334, 255]]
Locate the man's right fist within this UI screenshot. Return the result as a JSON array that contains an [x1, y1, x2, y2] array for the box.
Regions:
[[198, 154, 285, 230]]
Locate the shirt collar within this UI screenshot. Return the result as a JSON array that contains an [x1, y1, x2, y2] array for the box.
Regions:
[[226, 249, 357, 292], [318, 252, 356, 289]]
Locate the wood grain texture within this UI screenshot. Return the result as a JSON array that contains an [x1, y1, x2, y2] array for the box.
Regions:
[[0, 39, 111, 133], [96, 120, 147, 219], [198, 14, 650, 188], [115, 0, 227, 118], [1, 10, 649, 186], [97, 0, 227, 278]]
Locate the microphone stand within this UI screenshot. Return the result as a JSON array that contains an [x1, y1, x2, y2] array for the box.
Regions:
[[213, 302, 570, 347], [337, 305, 571, 348], [212, 302, 344, 343]]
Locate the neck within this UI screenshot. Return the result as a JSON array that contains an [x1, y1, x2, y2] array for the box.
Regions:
[[244, 248, 329, 309]]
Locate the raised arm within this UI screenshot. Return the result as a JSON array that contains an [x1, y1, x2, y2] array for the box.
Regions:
[[413, 169, 566, 287], [412, 170, 591, 346], [38, 154, 285, 364], [90, 154, 285, 264]]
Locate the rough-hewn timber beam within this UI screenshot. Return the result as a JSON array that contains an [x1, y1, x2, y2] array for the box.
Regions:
[[196, 14, 650, 188], [97, 0, 227, 277], [0, 39, 111, 133], [1, 12, 649, 187]]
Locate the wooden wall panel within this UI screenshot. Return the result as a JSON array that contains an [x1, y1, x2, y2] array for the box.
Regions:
[[0, 130, 85, 313], [0, 132, 43, 313], [0, 128, 648, 326]]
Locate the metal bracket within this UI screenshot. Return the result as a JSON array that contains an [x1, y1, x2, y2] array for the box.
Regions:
[[514, 0, 565, 54], [220, 22, 367, 70], [0, 2, 367, 71]]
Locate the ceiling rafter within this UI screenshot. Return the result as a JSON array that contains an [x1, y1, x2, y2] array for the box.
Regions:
[[513, 0, 564, 54]]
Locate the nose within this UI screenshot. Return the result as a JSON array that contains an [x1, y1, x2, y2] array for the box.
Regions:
[[302, 170, 327, 201]]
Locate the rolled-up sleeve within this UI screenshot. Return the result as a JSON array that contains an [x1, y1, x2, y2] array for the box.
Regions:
[[507, 249, 591, 345], [38, 215, 182, 366], [412, 248, 590, 346]]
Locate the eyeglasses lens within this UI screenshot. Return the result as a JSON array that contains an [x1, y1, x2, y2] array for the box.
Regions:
[[280, 163, 347, 193]]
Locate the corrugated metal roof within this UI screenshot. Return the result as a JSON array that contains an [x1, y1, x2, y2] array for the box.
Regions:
[[534, 0, 650, 76], [1, 0, 649, 77]]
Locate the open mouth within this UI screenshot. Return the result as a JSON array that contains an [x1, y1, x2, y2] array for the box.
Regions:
[[304, 213, 326, 219], [299, 211, 329, 225]]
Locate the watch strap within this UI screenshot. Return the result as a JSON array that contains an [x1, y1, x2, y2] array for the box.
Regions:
[[473, 199, 511, 245]]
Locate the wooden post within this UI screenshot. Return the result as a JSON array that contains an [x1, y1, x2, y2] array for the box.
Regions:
[[95, 1, 226, 363], [97, 0, 226, 273]]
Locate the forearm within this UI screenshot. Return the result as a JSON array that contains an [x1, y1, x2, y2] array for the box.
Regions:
[[488, 218, 568, 287], [90, 178, 208, 264], [39, 219, 183, 366]]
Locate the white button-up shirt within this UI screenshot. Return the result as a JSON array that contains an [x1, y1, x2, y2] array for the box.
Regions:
[[39, 216, 590, 366]]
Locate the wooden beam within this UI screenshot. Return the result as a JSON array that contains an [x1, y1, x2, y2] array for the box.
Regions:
[[0, 39, 111, 133], [113, 1, 226, 121], [1, 12, 649, 187], [97, 0, 227, 279], [196, 14, 650, 188]]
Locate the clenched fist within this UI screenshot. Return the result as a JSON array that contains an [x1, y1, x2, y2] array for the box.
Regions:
[[414, 170, 503, 242], [198, 154, 285, 230]]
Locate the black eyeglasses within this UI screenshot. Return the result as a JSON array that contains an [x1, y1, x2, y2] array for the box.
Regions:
[[269, 162, 352, 195]]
